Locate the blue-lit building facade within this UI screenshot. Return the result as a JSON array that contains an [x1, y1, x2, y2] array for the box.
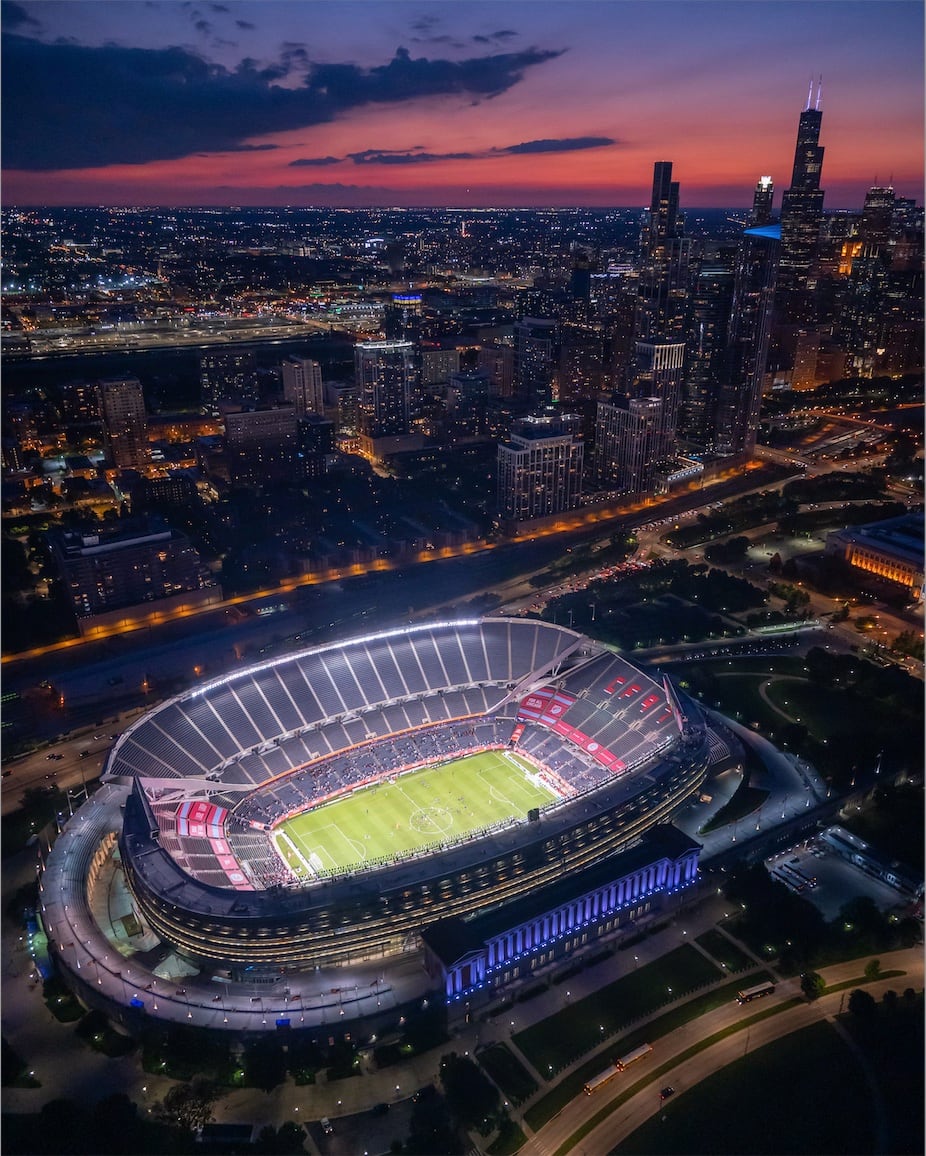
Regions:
[[422, 825, 700, 1013]]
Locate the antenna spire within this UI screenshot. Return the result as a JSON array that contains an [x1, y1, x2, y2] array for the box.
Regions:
[[815, 75, 822, 110], [806, 77, 814, 110]]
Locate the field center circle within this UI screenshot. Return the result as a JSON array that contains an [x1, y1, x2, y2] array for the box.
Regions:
[[409, 807, 453, 835]]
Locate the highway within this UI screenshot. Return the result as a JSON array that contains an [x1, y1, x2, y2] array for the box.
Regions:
[[2, 461, 794, 670]]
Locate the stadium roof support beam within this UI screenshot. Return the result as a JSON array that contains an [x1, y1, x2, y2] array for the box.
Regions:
[[492, 633, 587, 712], [139, 777, 254, 802]]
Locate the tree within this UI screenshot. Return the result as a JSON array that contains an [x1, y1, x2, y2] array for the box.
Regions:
[[90, 1094, 146, 1156], [405, 1085, 463, 1156], [863, 958, 881, 981], [439, 1052, 500, 1132], [800, 971, 825, 1000], [154, 1077, 219, 1131], [255, 1121, 307, 1154], [243, 1038, 287, 1092], [847, 988, 877, 1019]]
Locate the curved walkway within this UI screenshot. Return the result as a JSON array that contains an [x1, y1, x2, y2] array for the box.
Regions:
[[757, 674, 809, 724]]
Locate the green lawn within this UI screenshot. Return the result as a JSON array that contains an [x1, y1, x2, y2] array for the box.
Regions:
[[275, 750, 556, 877], [762, 678, 857, 741], [478, 1044, 539, 1106], [514, 945, 722, 1076], [693, 929, 755, 973]]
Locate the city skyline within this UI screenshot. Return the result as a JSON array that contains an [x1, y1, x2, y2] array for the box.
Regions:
[[2, 0, 923, 208]]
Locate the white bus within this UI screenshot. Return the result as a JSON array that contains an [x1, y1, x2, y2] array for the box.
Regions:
[[736, 980, 776, 1004], [583, 1044, 653, 1094]]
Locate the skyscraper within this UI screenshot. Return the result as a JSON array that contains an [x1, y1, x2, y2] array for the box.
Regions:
[[629, 340, 685, 460], [720, 224, 781, 454], [355, 340, 415, 438], [282, 356, 324, 418], [513, 318, 559, 407], [98, 377, 148, 470], [751, 176, 774, 226], [859, 185, 895, 248], [636, 161, 691, 344], [594, 396, 664, 494], [678, 249, 736, 447], [642, 161, 681, 260], [497, 412, 583, 522], [777, 83, 825, 304]]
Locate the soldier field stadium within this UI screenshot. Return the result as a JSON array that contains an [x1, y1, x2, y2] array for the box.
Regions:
[[38, 617, 731, 1040]]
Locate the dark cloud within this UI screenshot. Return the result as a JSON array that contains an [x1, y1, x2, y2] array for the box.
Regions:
[[210, 3, 229, 11], [348, 148, 476, 165], [411, 15, 440, 33], [194, 19, 212, 34], [475, 30, 517, 44], [2, 37, 563, 170], [312, 136, 617, 167], [500, 136, 616, 154], [280, 42, 309, 70], [289, 155, 342, 167], [235, 19, 254, 30], [1, 1, 39, 29]]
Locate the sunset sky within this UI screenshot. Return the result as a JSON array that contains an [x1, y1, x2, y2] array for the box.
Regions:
[[2, 0, 923, 209]]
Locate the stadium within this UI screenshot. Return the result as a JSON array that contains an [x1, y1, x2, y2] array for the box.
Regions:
[[42, 618, 717, 1026]]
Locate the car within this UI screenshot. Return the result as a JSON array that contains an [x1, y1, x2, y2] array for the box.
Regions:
[[320, 1117, 333, 1135], [660, 1086, 675, 1100], [45, 754, 56, 761]]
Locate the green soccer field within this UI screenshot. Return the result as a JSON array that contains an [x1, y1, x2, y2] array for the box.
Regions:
[[273, 750, 557, 878]]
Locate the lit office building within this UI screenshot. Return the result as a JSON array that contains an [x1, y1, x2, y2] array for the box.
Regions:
[[282, 357, 324, 418], [98, 377, 148, 471], [497, 412, 584, 522]]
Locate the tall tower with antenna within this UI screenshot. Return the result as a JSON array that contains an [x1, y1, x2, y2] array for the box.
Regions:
[[777, 78, 826, 307]]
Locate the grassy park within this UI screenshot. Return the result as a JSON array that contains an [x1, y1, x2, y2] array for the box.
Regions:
[[274, 750, 556, 876], [513, 944, 723, 1075], [693, 929, 756, 972], [477, 1044, 539, 1106]]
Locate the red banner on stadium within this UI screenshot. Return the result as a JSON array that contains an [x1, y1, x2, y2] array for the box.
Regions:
[[550, 719, 625, 771], [518, 686, 577, 726]]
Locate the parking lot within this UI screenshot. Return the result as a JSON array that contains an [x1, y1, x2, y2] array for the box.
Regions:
[[765, 841, 908, 921]]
